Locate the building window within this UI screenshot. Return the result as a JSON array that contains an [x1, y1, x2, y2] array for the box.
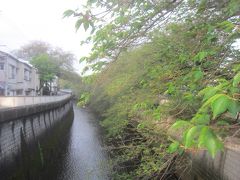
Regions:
[[0, 63, 4, 70], [24, 69, 30, 81], [25, 90, 31, 96], [0, 89, 4, 96], [9, 65, 16, 79], [16, 89, 23, 95]]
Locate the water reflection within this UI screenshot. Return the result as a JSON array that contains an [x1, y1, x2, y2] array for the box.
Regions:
[[57, 107, 109, 180]]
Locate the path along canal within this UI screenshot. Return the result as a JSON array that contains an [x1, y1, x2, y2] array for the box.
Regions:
[[56, 106, 109, 180]]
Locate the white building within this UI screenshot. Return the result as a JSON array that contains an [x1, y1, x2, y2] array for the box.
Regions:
[[0, 50, 40, 96]]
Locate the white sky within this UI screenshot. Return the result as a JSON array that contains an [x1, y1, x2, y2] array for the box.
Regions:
[[0, 0, 90, 74]]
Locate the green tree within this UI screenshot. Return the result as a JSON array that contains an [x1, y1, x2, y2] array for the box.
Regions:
[[15, 41, 83, 96], [64, 0, 240, 71], [30, 54, 59, 92], [14, 41, 74, 72]]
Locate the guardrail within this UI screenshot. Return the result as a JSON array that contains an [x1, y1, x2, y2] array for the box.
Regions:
[[0, 94, 71, 109]]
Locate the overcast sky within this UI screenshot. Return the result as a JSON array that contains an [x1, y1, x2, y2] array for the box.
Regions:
[[0, 0, 90, 73]]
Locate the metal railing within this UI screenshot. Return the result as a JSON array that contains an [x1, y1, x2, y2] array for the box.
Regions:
[[0, 94, 71, 109]]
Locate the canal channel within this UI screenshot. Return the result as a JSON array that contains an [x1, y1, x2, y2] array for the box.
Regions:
[[56, 106, 109, 180]]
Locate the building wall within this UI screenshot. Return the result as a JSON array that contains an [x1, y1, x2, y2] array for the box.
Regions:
[[0, 55, 7, 95], [0, 51, 40, 96]]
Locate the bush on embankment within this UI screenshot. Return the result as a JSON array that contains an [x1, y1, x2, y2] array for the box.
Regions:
[[75, 2, 240, 179], [78, 20, 239, 179]]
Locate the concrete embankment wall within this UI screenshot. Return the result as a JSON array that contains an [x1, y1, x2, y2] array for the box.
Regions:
[[0, 94, 70, 108], [181, 138, 240, 180], [0, 95, 73, 179]]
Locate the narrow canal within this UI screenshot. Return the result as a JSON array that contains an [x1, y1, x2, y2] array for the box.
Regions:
[[57, 106, 109, 180]]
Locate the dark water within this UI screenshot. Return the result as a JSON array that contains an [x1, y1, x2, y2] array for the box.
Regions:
[[57, 106, 109, 180]]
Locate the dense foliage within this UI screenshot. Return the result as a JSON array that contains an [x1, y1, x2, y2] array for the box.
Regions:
[[68, 0, 240, 179]]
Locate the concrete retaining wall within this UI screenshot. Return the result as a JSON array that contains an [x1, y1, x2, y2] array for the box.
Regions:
[[0, 95, 73, 179], [181, 138, 240, 180], [0, 94, 71, 108]]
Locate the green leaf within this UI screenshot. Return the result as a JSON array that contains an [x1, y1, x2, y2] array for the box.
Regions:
[[199, 87, 220, 102], [167, 141, 180, 153], [205, 134, 223, 158], [201, 94, 223, 109], [87, 0, 97, 5], [191, 113, 210, 125], [198, 51, 208, 60], [137, 123, 145, 129], [164, 83, 176, 95], [153, 112, 161, 120], [185, 126, 202, 148], [194, 51, 208, 62], [217, 21, 235, 32], [63, 10, 75, 18], [193, 69, 203, 82], [198, 126, 223, 158], [227, 100, 240, 117], [83, 22, 90, 31], [215, 80, 230, 88], [233, 72, 240, 87], [211, 94, 231, 119], [198, 126, 208, 147], [75, 19, 83, 31], [171, 120, 191, 129]]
